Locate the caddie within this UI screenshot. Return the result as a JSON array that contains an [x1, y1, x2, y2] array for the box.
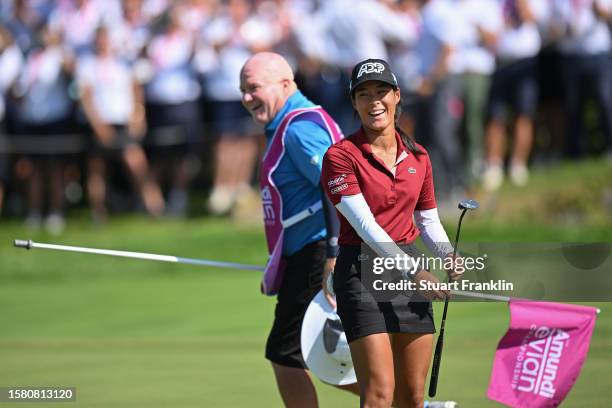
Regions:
[[239, 52, 355, 405]]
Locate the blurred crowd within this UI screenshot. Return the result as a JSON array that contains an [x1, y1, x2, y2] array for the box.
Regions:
[[0, 0, 611, 233]]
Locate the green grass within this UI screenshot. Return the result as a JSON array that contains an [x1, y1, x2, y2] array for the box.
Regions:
[[0, 158, 610, 407], [471, 158, 612, 225]]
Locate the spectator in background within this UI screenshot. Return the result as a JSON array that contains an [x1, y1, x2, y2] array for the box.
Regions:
[[48, 0, 122, 56], [11, 26, 75, 233], [112, 0, 152, 63], [77, 26, 164, 221], [141, 0, 171, 21], [453, 0, 502, 185], [2, 0, 48, 54], [0, 26, 24, 132], [293, 0, 411, 135], [1, 0, 55, 26], [143, 6, 202, 217], [253, 0, 297, 59], [482, 0, 549, 191], [0, 26, 23, 217], [175, 0, 215, 36], [201, 0, 272, 215], [552, 0, 612, 158], [413, 0, 464, 201], [387, 0, 423, 136]]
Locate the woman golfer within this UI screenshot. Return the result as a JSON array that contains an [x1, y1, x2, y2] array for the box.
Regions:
[[322, 59, 461, 407]]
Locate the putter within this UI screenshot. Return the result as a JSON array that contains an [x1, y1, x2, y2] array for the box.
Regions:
[[428, 199, 479, 398]]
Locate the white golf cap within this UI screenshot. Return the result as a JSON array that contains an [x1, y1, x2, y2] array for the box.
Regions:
[[300, 290, 357, 385]]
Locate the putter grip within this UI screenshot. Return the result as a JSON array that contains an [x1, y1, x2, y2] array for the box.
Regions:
[[428, 333, 444, 397]]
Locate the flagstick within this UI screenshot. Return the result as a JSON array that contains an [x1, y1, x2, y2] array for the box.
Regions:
[[13, 240, 603, 315], [451, 289, 601, 314], [13, 239, 265, 272], [451, 289, 510, 302]]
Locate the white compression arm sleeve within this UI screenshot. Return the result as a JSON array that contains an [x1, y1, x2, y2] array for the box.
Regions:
[[335, 194, 419, 275], [414, 208, 454, 259]]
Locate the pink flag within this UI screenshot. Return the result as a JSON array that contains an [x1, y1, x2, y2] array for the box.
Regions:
[[487, 300, 598, 407]]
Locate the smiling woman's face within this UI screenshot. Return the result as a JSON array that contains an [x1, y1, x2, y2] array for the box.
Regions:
[[352, 81, 400, 133]]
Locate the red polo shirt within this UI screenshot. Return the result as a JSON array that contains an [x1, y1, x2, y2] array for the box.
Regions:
[[321, 128, 437, 246]]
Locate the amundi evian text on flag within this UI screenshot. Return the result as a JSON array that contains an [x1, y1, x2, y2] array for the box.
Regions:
[[487, 300, 598, 408], [511, 326, 569, 398]]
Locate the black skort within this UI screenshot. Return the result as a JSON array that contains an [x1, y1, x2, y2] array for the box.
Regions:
[[333, 245, 435, 344]]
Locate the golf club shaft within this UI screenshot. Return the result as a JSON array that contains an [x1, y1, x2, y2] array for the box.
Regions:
[[13, 239, 265, 272], [429, 209, 467, 398]]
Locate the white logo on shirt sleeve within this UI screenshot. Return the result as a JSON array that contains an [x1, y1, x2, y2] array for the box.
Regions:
[[327, 174, 346, 187], [310, 154, 319, 165], [330, 184, 348, 194]]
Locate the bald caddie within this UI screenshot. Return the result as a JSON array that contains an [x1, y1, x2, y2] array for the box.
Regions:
[[240, 52, 356, 406]]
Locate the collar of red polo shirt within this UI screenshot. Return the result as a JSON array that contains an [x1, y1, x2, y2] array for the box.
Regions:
[[323, 128, 436, 246], [355, 128, 408, 157]]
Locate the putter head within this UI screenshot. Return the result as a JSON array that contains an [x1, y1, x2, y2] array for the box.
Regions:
[[458, 199, 479, 211]]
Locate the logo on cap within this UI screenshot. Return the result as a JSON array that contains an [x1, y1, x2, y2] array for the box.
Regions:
[[357, 62, 385, 78]]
